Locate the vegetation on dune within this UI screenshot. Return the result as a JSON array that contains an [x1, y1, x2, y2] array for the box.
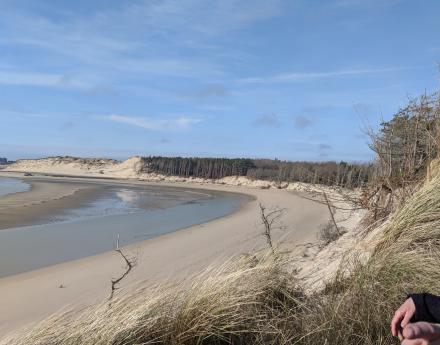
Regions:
[[140, 157, 255, 180], [4, 91, 440, 344], [139, 156, 374, 188], [370, 93, 440, 188], [365, 92, 440, 219]]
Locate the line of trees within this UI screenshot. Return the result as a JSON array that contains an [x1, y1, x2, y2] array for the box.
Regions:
[[139, 156, 374, 188], [248, 159, 374, 188], [140, 157, 255, 179]]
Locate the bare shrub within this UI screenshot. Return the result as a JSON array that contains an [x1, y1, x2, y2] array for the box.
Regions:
[[318, 221, 346, 245]]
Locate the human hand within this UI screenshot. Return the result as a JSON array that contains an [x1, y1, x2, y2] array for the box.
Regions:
[[400, 322, 440, 344], [392, 298, 416, 338]]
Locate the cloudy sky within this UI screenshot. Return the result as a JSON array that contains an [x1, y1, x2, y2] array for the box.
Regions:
[[0, 0, 439, 161]]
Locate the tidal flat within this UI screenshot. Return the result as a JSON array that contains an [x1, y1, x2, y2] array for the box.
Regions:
[[0, 176, 248, 278]]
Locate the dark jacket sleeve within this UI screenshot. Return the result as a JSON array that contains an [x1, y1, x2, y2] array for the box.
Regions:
[[408, 293, 440, 323]]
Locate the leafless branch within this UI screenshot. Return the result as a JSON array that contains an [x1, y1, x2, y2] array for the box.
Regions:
[[259, 203, 285, 258], [323, 192, 341, 236], [109, 234, 137, 301]]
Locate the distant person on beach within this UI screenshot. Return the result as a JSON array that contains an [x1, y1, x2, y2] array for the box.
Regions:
[[392, 293, 440, 344]]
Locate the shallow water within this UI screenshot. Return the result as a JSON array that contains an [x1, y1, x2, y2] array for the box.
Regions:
[[0, 180, 248, 278], [0, 177, 29, 198]]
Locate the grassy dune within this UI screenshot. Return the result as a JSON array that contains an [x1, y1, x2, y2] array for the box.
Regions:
[[4, 161, 440, 345]]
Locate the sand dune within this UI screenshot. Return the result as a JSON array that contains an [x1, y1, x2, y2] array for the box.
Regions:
[[4, 156, 319, 192]]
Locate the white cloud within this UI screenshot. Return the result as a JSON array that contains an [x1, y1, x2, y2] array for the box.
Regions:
[[108, 114, 202, 131], [237, 67, 408, 84]]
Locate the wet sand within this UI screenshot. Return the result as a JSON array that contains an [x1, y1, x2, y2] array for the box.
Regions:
[[0, 175, 329, 338], [0, 179, 103, 230]]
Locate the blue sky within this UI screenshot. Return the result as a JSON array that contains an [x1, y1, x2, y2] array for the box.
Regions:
[[0, 0, 439, 162]]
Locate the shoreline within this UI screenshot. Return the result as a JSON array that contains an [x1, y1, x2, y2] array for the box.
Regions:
[[0, 173, 330, 338], [0, 177, 104, 230]]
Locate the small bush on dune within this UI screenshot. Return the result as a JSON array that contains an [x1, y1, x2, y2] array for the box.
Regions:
[[318, 221, 346, 246]]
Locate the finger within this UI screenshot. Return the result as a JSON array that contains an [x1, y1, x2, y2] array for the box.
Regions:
[[392, 310, 405, 337], [398, 330, 403, 341], [403, 323, 440, 340], [401, 310, 414, 328]]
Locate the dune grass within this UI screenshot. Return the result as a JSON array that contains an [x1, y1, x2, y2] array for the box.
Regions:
[[2, 256, 306, 345], [4, 162, 440, 345]]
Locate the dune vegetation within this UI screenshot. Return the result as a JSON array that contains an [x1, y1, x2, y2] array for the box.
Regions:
[[3, 92, 440, 345]]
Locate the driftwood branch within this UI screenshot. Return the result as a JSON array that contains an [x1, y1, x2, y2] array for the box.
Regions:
[[323, 192, 341, 236], [298, 190, 363, 212], [109, 234, 136, 301], [259, 203, 285, 258]]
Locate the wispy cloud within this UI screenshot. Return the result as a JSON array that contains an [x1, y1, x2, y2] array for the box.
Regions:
[[121, 0, 281, 37], [0, 70, 90, 89], [294, 115, 313, 129], [0, 0, 281, 82], [108, 114, 202, 131], [237, 67, 407, 84], [254, 113, 280, 127], [0, 108, 50, 118], [335, 0, 403, 7], [193, 84, 230, 98], [319, 143, 331, 150]]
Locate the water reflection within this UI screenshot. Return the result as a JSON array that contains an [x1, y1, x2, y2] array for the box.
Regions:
[[0, 177, 30, 198]]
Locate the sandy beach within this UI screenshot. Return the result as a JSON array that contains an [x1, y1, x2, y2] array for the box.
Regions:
[[0, 173, 330, 338]]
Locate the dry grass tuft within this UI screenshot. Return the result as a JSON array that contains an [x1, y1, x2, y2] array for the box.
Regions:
[[2, 255, 305, 345]]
